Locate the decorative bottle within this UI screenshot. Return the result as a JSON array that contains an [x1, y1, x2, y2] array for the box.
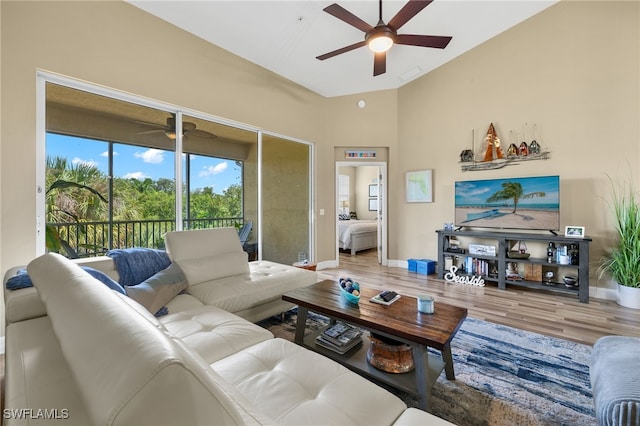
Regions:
[[570, 244, 579, 265], [547, 242, 556, 263]]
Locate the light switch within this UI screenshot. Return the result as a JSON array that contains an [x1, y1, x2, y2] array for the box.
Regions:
[[319, 209, 325, 215]]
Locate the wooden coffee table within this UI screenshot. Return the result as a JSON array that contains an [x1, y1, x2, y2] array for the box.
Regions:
[[282, 280, 467, 411]]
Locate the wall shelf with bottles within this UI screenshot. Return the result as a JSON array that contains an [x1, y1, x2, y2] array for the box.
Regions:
[[436, 229, 592, 303]]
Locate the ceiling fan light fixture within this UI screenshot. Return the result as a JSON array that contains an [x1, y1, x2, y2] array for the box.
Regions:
[[368, 34, 393, 53], [367, 27, 395, 53]]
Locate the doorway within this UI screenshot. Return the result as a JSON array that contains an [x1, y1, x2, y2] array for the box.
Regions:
[[335, 161, 387, 266]]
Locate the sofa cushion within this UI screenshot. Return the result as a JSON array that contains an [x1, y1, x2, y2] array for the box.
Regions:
[[392, 408, 455, 425], [212, 338, 407, 426], [166, 228, 250, 284], [166, 227, 245, 259], [160, 305, 273, 363], [26, 253, 263, 426], [188, 260, 317, 314], [126, 262, 189, 316], [178, 251, 250, 285]]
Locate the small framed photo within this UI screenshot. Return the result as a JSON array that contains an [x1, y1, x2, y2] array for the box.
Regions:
[[565, 226, 585, 238], [369, 184, 379, 197], [368, 198, 378, 211]]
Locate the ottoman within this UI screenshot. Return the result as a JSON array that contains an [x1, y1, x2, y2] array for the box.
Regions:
[[590, 336, 640, 426]]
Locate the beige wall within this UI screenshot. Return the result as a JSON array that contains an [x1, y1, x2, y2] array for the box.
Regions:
[[1, 0, 638, 313], [396, 1, 639, 296], [0, 1, 327, 271]]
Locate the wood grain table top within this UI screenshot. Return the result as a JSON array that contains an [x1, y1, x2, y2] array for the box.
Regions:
[[283, 279, 468, 349]]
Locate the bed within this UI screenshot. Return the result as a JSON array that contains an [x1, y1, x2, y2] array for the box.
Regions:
[[338, 219, 378, 255]]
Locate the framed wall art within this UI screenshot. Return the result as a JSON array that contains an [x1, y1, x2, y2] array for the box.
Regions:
[[406, 170, 433, 203]]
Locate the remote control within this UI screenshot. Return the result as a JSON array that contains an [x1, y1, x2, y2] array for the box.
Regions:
[[381, 291, 398, 302]]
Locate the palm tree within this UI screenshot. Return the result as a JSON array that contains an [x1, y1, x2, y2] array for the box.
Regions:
[[486, 182, 545, 214], [46, 156, 107, 257]]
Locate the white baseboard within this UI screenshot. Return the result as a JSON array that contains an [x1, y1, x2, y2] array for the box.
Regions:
[[388, 259, 407, 268], [590, 286, 617, 301], [316, 260, 338, 270]]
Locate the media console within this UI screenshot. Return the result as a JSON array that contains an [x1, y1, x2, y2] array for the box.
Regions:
[[436, 229, 592, 303]]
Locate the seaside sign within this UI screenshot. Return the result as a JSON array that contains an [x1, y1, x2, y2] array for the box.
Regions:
[[444, 266, 485, 287]]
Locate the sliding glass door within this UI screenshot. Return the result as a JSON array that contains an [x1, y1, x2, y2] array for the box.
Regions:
[[41, 77, 311, 261]]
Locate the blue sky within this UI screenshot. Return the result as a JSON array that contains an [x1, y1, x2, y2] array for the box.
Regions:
[[47, 133, 241, 193]]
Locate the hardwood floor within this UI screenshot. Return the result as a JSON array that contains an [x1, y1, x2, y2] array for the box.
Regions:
[[320, 249, 640, 346]]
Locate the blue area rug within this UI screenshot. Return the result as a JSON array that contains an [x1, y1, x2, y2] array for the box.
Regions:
[[259, 312, 595, 426]]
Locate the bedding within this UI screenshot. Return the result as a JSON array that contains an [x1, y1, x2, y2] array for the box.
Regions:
[[338, 219, 378, 254]]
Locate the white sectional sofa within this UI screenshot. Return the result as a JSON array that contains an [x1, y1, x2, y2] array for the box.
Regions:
[[4, 253, 453, 425], [3, 228, 317, 325]]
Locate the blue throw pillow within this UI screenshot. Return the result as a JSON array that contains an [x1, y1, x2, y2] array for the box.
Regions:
[[5, 269, 32, 290], [5, 266, 126, 295], [82, 266, 126, 295]]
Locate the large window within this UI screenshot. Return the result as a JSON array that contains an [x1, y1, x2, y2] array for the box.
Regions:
[[41, 77, 313, 262], [45, 83, 248, 257]]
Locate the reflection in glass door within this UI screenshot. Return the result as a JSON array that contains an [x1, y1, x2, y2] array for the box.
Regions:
[[260, 134, 311, 265]]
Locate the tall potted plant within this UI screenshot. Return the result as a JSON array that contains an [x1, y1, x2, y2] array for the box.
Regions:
[[598, 177, 640, 309]]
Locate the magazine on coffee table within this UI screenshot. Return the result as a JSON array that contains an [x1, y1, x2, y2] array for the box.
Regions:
[[315, 334, 362, 355], [370, 290, 401, 305], [316, 321, 363, 354]]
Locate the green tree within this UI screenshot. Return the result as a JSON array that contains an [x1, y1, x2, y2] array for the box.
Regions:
[[45, 156, 108, 257], [486, 182, 545, 213]]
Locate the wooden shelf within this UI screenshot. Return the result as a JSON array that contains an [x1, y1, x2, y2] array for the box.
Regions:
[[437, 229, 591, 303], [302, 329, 445, 397]]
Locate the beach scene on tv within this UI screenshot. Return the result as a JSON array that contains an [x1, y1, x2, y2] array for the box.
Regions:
[[455, 176, 560, 231]]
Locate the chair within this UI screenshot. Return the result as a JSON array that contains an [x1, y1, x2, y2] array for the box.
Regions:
[[238, 221, 252, 245], [238, 221, 256, 261]]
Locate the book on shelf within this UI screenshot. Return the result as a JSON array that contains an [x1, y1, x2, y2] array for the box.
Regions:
[[463, 257, 497, 277], [370, 290, 401, 305], [316, 321, 362, 351], [315, 334, 362, 355]]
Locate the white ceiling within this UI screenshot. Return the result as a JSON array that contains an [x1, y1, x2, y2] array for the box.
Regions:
[[128, 0, 557, 98]]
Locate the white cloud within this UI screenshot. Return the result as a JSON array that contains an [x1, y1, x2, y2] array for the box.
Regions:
[[134, 148, 164, 164], [123, 171, 148, 180], [199, 162, 228, 177], [101, 151, 118, 157], [71, 157, 98, 167]]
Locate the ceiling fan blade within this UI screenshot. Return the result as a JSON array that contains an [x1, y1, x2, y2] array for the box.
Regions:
[[395, 34, 452, 49], [388, 0, 433, 30], [136, 129, 165, 136], [317, 41, 367, 60], [188, 129, 217, 139], [373, 51, 386, 76], [133, 119, 169, 130], [323, 3, 374, 33]]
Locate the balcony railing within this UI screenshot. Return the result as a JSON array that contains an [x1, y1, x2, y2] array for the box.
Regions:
[[48, 217, 244, 258]]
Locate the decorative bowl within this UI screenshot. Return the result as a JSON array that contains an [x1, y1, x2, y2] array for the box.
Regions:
[[338, 277, 361, 304], [563, 275, 578, 287]]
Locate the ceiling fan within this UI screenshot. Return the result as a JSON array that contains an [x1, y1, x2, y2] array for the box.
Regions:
[[316, 0, 452, 76], [136, 114, 216, 140]]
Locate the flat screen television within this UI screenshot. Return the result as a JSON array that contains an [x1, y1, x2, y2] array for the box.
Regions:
[[454, 175, 560, 231]]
